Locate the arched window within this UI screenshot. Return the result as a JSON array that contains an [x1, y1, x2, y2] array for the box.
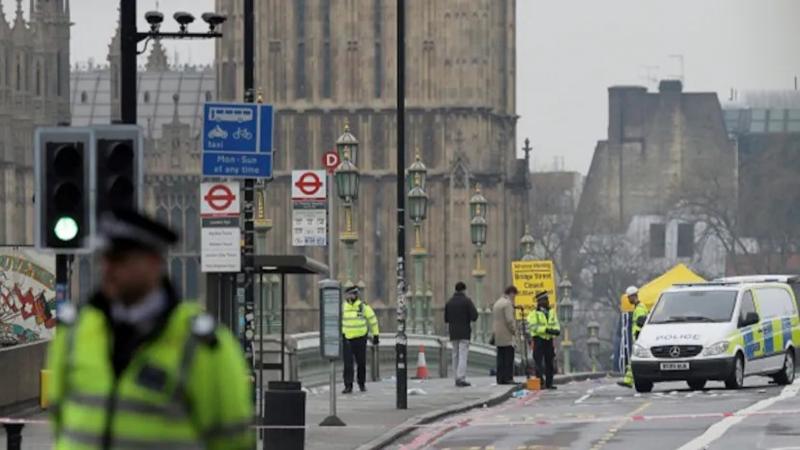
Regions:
[[156, 207, 168, 226], [185, 257, 199, 300], [144, 91, 151, 103], [171, 206, 183, 251], [56, 52, 62, 96], [185, 206, 199, 252], [35, 62, 41, 96], [80, 91, 88, 103], [205, 91, 212, 102], [170, 258, 184, 296]]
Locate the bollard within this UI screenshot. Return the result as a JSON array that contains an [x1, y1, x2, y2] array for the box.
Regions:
[[438, 338, 448, 378], [41, 369, 51, 409], [4, 423, 24, 450], [370, 343, 380, 382]]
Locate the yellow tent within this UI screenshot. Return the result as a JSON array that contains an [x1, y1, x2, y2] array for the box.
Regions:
[[620, 264, 705, 312]]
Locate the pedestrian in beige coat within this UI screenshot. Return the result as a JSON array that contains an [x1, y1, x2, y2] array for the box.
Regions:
[[492, 286, 518, 384]]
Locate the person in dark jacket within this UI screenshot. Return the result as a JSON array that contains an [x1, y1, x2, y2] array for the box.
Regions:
[[444, 281, 479, 387]]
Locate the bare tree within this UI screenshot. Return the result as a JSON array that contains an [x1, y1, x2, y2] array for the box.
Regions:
[[673, 135, 800, 275]]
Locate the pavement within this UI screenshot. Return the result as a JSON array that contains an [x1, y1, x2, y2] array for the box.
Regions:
[[303, 376, 518, 450], [0, 374, 601, 450], [392, 375, 800, 450]]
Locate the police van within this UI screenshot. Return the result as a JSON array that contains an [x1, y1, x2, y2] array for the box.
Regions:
[[630, 277, 800, 393]]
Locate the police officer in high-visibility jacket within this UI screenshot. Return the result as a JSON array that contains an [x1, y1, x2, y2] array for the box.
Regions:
[[620, 285, 649, 388], [527, 291, 561, 389], [341, 285, 380, 394], [48, 209, 253, 450]]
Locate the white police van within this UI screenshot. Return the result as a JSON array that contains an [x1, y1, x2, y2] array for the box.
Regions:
[[630, 276, 800, 393]]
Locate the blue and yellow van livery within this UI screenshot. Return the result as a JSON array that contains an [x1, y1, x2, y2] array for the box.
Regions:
[[630, 279, 800, 393]]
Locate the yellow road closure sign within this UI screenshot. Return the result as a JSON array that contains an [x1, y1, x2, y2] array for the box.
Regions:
[[512, 260, 557, 319]]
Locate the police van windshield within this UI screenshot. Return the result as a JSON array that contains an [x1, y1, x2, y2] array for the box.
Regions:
[[649, 290, 738, 324]]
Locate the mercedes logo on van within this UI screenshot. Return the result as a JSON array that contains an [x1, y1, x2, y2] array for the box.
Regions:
[[669, 346, 681, 358]]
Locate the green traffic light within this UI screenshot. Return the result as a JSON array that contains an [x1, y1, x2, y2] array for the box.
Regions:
[[54, 217, 79, 242]]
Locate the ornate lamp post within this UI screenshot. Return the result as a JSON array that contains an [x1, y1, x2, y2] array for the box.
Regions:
[[557, 278, 574, 374], [587, 320, 601, 373], [336, 123, 359, 165], [469, 184, 488, 342], [520, 225, 535, 261], [407, 151, 429, 334], [335, 125, 360, 287]]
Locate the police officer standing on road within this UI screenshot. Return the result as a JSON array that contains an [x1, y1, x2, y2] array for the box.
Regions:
[[527, 291, 561, 389], [620, 285, 649, 388], [48, 209, 254, 450], [341, 285, 380, 394]]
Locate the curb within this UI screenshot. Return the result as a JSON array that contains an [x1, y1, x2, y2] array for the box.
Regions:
[[357, 372, 610, 450]]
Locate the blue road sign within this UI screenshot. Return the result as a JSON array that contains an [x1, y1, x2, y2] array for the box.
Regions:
[[202, 102, 274, 178]]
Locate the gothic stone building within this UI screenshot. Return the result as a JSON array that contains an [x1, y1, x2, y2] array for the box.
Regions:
[[215, 0, 528, 332], [0, 0, 70, 246]]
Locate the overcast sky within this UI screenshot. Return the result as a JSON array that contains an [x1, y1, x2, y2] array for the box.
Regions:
[[65, 1, 800, 174]]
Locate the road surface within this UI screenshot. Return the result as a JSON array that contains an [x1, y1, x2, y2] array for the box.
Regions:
[[392, 376, 800, 450]]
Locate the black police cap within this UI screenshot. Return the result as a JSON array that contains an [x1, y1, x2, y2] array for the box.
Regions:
[[535, 291, 549, 301], [99, 208, 179, 255]]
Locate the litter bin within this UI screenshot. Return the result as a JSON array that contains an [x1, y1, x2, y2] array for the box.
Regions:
[[263, 381, 306, 450]]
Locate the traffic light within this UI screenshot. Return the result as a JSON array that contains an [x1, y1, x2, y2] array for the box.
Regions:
[[35, 128, 94, 251], [93, 126, 143, 219]]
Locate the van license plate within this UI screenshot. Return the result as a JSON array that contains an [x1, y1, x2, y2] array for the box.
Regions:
[[660, 362, 689, 371]]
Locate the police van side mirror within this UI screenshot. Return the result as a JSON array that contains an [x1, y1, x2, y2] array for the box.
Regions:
[[739, 312, 759, 328]]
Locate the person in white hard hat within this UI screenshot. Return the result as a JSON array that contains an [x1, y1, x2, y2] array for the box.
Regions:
[[619, 285, 649, 388]]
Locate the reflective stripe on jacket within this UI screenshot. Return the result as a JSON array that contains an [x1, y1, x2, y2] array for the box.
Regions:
[[526, 308, 560, 340], [342, 299, 379, 339], [47, 303, 254, 450]]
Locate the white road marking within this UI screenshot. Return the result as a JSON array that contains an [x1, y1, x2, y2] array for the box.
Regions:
[[676, 384, 800, 450], [575, 384, 611, 404]]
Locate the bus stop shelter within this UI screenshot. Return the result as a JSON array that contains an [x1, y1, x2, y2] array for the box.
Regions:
[[205, 255, 328, 394]]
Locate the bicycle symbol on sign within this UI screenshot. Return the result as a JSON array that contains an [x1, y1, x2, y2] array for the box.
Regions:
[[233, 127, 254, 140]]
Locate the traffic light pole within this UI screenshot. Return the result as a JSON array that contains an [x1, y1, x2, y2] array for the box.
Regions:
[[55, 255, 69, 309], [240, 0, 258, 389], [395, 0, 408, 411]]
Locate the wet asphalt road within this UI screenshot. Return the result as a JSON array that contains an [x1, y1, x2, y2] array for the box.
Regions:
[[392, 376, 800, 450]]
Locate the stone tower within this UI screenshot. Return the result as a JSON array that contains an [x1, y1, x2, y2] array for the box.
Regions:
[[215, 0, 527, 332], [0, 0, 71, 245]]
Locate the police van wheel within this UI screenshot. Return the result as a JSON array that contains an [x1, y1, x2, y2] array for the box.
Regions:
[[634, 378, 653, 393], [687, 379, 707, 390], [772, 350, 795, 385], [725, 354, 745, 390]]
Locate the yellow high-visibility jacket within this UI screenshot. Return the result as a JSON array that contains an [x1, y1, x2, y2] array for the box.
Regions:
[[632, 302, 649, 339], [527, 308, 560, 340], [342, 299, 379, 339], [48, 296, 253, 450]]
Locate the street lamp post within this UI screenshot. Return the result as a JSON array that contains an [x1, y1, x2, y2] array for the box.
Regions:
[[335, 126, 360, 288], [120, 1, 226, 124], [254, 184, 275, 333], [587, 320, 600, 373], [558, 278, 574, 374], [407, 151, 429, 334], [520, 225, 535, 261], [469, 184, 488, 342]]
